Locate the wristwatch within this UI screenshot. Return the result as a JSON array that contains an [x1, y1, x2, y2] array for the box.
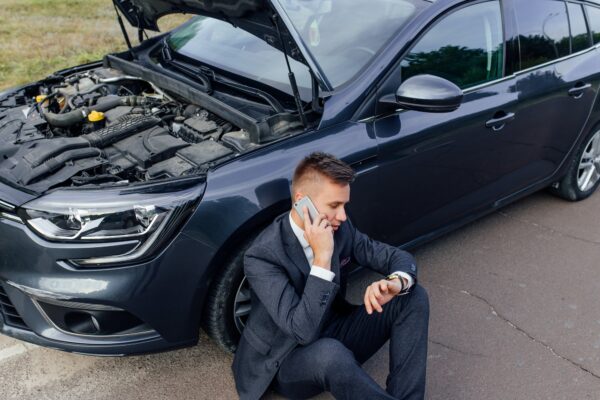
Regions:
[[386, 273, 405, 292]]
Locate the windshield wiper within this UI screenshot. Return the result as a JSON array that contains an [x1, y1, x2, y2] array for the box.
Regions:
[[199, 66, 286, 114], [168, 60, 214, 92]]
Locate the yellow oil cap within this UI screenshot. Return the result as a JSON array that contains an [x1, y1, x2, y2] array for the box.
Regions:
[[88, 110, 105, 122], [35, 95, 47, 103]]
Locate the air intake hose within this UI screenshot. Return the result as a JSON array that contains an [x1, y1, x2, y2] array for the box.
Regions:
[[82, 115, 160, 147], [43, 96, 151, 128]]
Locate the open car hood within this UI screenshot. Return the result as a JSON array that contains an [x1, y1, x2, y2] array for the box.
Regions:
[[113, 0, 331, 90]]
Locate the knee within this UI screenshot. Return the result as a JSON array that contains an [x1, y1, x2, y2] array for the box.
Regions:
[[407, 284, 430, 318], [312, 338, 357, 373]]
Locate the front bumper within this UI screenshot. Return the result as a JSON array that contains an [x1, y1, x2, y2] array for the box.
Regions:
[[0, 204, 213, 355]]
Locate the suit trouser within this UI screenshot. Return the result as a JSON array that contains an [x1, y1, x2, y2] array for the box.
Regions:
[[272, 284, 429, 400]]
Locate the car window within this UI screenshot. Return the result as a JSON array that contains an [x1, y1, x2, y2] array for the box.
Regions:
[[515, 0, 570, 70], [568, 2, 591, 52], [400, 1, 504, 90], [585, 5, 600, 44]]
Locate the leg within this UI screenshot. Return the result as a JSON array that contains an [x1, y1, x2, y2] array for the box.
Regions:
[[273, 338, 396, 400], [322, 284, 430, 400]]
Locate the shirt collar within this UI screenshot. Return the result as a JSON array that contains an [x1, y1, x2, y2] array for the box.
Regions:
[[289, 211, 310, 249]]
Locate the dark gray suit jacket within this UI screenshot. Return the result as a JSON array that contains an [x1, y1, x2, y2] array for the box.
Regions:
[[231, 212, 418, 399]]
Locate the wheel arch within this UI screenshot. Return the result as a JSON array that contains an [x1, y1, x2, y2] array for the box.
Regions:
[[194, 198, 291, 328]]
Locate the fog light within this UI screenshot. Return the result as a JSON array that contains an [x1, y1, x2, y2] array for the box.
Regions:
[[34, 300, 151, 336], [65, 311, 100, 335]]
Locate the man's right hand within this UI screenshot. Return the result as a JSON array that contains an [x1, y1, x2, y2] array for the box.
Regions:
[[302, 206, 334, 269]]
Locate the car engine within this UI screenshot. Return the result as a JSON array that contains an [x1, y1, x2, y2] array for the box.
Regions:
[[0, 67, 259, 192]]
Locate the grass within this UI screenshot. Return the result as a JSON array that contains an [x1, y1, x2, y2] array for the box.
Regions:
[[0, 0, 189, 91]]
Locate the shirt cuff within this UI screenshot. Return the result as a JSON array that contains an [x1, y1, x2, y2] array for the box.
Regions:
[[310, 265, 335, 281], [392, 271, 414, 291]]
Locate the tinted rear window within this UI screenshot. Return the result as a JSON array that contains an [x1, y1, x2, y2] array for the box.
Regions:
[[515, 0, 570, 70], [585, 5, 600, 44], [568, 2, 591, 52]]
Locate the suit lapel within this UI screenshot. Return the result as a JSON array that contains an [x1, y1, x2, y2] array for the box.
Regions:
[[331, 234, 342, 285], [282, 213, 343, 286], [282, 214, 311, 291]]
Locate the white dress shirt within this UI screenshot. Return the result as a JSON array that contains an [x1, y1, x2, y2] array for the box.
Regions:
[[288, 212, 414, 291]]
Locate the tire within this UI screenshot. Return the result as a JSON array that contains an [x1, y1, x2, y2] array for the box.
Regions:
[[549, 127, 600, 201], [202, 240, 253, 353]]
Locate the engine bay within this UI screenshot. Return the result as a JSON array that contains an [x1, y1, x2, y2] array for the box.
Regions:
[[0, 66, 293, 193]]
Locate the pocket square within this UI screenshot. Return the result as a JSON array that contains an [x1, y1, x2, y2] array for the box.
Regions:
[[340, 256, 351, 267]]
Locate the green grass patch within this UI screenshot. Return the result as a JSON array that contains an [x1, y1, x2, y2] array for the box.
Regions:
[[0, 0, 189, 90]]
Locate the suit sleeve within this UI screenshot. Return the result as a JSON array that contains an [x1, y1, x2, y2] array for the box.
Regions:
[[347, 218, 418, 282], [244, 244, 339, 345]]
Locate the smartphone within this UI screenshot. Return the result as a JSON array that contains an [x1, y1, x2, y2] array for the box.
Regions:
[[293, 196, 320, 223]]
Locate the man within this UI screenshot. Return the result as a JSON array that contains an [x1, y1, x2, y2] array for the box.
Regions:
[[232, 152, 429, 399]]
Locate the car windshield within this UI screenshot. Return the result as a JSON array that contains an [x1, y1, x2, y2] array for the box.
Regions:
[[278, 0, 430, 87], [167, 17, 314, 101], [167, 0, 429, 94]]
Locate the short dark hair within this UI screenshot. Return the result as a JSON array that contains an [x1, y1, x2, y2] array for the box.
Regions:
[[291, 152, 355, 195]]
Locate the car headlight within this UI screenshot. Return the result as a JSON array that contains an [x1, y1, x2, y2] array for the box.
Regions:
[[19, 178, 205, 266]]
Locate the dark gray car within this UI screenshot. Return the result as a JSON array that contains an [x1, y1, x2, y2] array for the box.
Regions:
[[0, 0, 599, 355]]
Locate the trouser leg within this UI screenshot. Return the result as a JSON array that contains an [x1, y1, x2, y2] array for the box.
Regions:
[[273, 337, 396, 400], [321, 284, 430, 400]]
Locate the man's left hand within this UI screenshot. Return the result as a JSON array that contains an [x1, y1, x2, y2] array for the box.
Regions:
[[363, 279, 403, 314]]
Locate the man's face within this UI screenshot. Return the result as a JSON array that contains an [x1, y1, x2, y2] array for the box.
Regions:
[[295, 177, 350, 232]]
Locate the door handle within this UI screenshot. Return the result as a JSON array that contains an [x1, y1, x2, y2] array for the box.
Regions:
[[568, 83, 592, 99], [485, 112, 515, 131]]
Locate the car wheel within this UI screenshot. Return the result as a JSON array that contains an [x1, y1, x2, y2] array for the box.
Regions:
[[202, 241, 253, 353], [550, 127, 600, 201]]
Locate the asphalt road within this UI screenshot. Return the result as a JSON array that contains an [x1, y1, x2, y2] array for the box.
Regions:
[[1, 190, 600, 399]]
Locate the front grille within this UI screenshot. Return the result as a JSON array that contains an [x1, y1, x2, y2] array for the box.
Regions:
[[0, 284, 29, 330]]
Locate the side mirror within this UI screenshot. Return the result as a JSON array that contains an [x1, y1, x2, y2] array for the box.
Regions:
[[379, 74, 463, 113]]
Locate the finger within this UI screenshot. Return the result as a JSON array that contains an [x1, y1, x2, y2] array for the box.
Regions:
[[319, 219, 330, 230], [364, 287, 372, 314], [314, 213, 326, 227], [369, 290, 382, 313], [302, 206, 311, 226], [371, 282, 382, 299], [379, 280, 388, 293]]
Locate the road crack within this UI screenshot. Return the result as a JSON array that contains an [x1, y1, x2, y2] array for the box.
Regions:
[[434, 283, 600, 380], [497, 211, 600, 246], [428, 339, 487, 358]]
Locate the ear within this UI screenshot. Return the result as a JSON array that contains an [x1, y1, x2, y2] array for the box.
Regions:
[[293, 191, 304, 202]]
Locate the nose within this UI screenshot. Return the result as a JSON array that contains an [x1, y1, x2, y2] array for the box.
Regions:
[[336, 207, 347, 222]]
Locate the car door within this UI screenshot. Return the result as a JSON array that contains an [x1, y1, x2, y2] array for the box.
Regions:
[[508, 0, 600, 188], [369, 0, 521, 245]]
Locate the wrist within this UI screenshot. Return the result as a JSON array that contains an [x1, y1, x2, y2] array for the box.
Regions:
[[313, 255, 332, 269], [386, 274, 405, 294]]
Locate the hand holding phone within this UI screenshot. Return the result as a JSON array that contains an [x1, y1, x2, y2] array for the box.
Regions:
[[293, 195, 334, 268], [293, 195, 319, 223]]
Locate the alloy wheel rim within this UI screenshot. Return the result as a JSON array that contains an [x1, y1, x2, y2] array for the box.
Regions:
[[577, 130, 600, 192], [233, 277, 251, 333]]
